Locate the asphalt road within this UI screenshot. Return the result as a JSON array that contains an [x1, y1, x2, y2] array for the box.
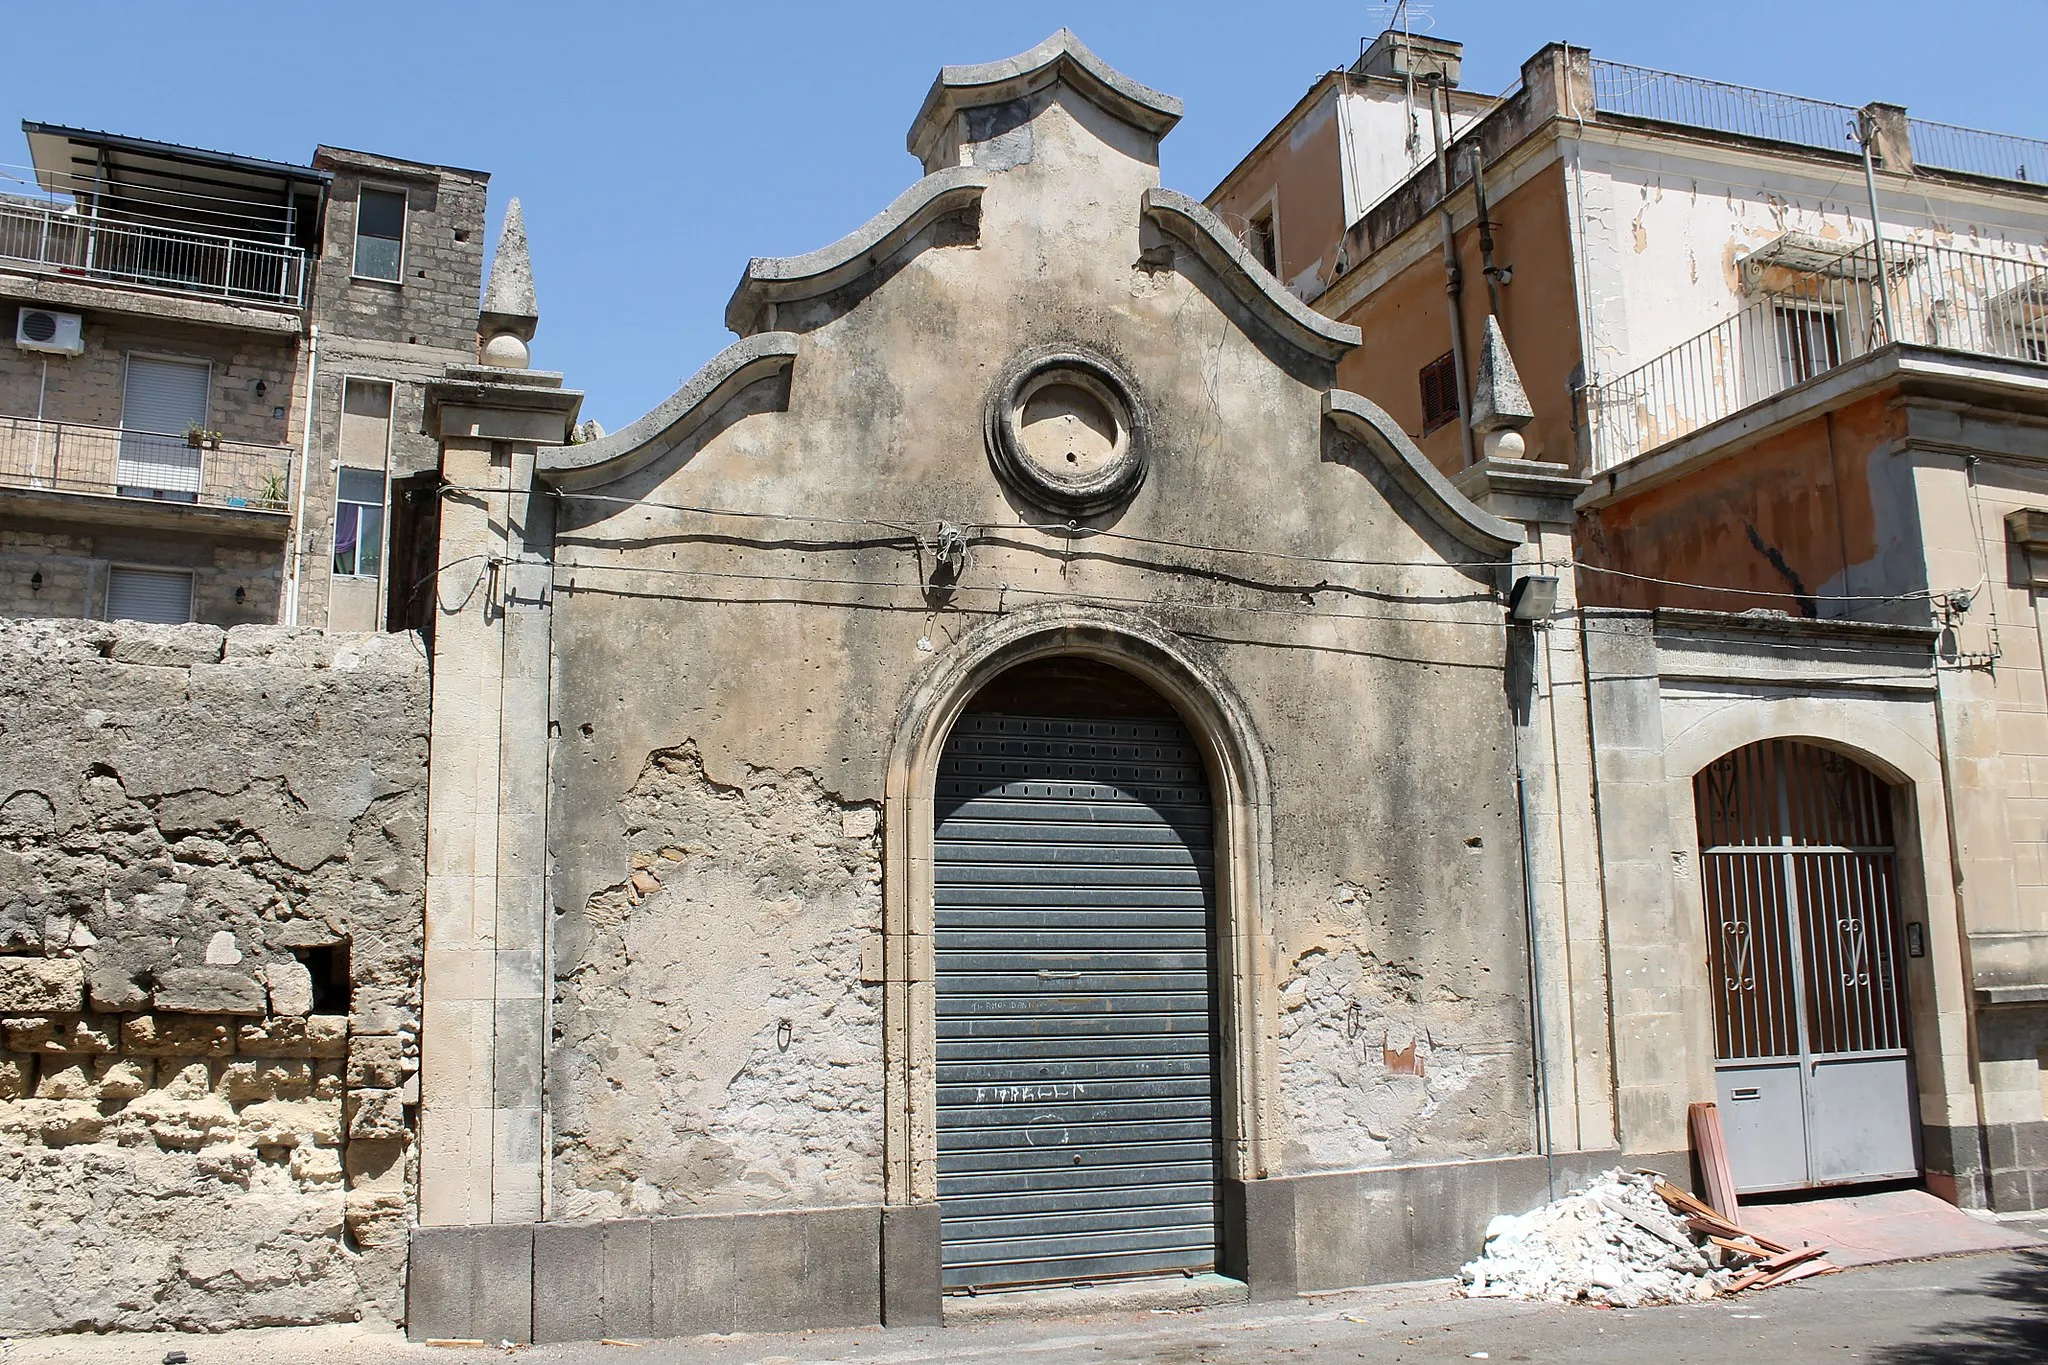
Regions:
[[6, 1248, 2045, 1364]]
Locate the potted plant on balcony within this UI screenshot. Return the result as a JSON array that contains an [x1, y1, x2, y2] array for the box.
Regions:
[[184, 423, 222, 450]]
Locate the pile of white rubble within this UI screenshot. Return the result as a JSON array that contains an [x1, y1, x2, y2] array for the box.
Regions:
[[1459, 1169, 1739, 1307]]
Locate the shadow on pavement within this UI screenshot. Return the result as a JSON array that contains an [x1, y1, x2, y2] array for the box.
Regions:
[[1870, 1250, 2048, 1364]]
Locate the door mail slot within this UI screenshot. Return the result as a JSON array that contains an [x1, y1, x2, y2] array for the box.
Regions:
[[1730, 1087, 1762, 1101]]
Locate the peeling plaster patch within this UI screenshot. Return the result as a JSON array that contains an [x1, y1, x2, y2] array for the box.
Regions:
[[551, 744, 883, 1219], [1277, 890, 1528, 1170]]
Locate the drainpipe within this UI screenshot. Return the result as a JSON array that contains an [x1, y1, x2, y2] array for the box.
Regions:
[[287, 322, 319, 626], [1471, 147, 1505, 320], [1428, 77, 1477, 468], [1856, 111, 1897, 344]]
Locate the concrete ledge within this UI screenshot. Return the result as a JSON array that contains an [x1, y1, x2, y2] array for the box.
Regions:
[[1322, 390, 1523, 557], [724, 167, 989, 336], [1143, 189, 1362, 363], [538, 332, 799, 490]]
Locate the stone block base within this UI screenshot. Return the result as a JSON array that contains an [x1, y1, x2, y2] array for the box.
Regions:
[[408, 1205, 884, 1344], [1235, 1149, 1691, 1294], [1926, 1121, 2048, 1211]]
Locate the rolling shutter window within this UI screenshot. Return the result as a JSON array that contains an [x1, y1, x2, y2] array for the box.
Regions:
[[105, 567, 194, 624], [118, 356, 210, 498]]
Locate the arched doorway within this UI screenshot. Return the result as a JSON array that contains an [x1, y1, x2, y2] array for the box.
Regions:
[[932, 656, 1221, 1290], [1694, 739, 1918, 1194]]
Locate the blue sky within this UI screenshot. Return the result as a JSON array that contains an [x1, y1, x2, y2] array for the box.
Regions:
[[11, 1, 2047, 430]]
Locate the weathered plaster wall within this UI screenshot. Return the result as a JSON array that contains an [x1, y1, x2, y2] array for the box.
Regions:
[[543, 81, 1533, 1213], [1577, 140, 2048, 391], [0, 618, 428, 1331], [1576, 390, 1910, 618], [1334, 162, 1581, 474]]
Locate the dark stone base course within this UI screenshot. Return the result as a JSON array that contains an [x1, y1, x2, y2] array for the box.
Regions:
[[1237, 1149, 1692, 1295], [407, 1155, 1697, 1343], [409, 1206, 881, 1344], [1926, 1120, 2048, 1212]]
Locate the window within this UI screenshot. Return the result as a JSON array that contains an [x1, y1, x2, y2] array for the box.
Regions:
[[105, 566, 194, 624], [117, 355, 210, 502], [1419, 350, 1459, 434], [1774, 305, 1841, 387], [1247, 209, 1279, 276], [353, 187, 406, 281], [334, 467, 386, 579]]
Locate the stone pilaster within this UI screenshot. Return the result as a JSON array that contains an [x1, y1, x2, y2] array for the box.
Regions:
[[416, 367, 581, 1235], [1456, 456, 1622, 1156]]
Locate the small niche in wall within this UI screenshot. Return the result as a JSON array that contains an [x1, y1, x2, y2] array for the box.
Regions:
[[294, 943, 352, 1014]]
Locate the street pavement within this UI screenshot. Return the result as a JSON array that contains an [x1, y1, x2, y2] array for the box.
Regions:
[[5, 1244, 2046, 1364]]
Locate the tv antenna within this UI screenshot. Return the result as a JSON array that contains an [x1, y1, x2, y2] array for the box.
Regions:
[[1364, 0, 1437, 38]]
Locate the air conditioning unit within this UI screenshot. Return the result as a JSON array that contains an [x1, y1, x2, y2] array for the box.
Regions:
[[15, 308, 84, 356]]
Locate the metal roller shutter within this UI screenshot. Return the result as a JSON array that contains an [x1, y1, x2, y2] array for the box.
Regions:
[[118, 355, 209, 498], [935, 713, 1219, 1290], [105, 566, 194, 624]]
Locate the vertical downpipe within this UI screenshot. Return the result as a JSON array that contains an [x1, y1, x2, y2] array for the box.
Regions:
[[287, 323, 319, 625], [1428, 78, 1476, 468], [1857, 111, 1897, 343]]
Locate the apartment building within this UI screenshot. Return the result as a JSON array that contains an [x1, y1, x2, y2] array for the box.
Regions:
[[1216, 33, 2048, 1211], [0, 122, 488, 629]]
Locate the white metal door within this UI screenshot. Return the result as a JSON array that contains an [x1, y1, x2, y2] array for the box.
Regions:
[[1696, 740, 1917, 1194], [118, 355, 209, 500]]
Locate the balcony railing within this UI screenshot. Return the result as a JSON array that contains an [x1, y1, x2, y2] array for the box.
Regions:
[[0, 416, 294, 512], [1590, 60, 1862, 157], [0, 197, 306, 308], [1588, 240, 2048, 469], [1906, 117, 2048, 184]]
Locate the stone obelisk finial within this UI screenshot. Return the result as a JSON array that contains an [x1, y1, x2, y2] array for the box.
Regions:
[[478, 197, 539, 369], [1468, 315, 1536, 460]]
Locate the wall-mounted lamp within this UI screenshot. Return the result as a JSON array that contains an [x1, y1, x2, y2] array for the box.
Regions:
[[1508, 574, 1559, 623], [29, 570, 42, 593], [234, 586, 247, 604], [254, 379, 267, 397]]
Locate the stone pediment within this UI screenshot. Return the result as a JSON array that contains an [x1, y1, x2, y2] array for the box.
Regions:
[[906, 29, 1183, 173]]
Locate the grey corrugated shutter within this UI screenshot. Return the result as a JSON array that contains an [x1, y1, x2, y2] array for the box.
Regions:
[[118, 356, 209, 497], [105, 566, 194, 624], [934, 714, 1218, 1291]]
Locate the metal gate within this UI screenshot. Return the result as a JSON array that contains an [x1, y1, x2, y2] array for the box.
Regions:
[[934, 713, 1219, 1290], [1695, 739, 1917, 1194]]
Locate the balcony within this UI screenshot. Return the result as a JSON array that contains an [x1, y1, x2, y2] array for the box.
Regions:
[[1590, 60, 2048, 184], [1588, 240, 2048, 469], [0, 192, 307, 308], [0, 415, 294, 530]]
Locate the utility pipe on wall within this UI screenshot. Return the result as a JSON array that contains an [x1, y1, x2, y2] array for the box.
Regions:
[[1427, 77, 1476, 469], [286, 323, 319, 626], [1856, 111, 1897, 343]]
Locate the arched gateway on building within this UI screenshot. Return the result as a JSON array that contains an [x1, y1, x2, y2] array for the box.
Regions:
[[1693, 739, 1919, 1193]]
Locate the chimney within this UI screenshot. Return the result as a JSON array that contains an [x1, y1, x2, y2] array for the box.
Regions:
[[1353, 30, 1463, 88]]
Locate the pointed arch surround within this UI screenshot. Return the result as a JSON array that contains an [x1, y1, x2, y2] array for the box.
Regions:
[[880, 602, 1276, 1207]]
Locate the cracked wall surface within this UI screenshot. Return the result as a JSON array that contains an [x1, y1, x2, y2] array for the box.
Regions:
[[0, 618, 428, 1333], [550, 744, 883, 1219]]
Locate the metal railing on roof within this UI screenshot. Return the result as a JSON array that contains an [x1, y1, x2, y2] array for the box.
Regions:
[[0, 415, 294, 512], [0, 161, 306, 308], [1590, 60, 1862, 157], [1906, 118, 2048, 185], [1587, 239, 2048, 469]]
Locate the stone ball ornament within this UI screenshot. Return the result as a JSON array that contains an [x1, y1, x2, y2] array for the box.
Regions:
[[986, 346, 1148, 517]]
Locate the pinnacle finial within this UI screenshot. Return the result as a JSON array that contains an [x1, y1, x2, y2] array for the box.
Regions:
[[1469, 315, 1535, 459], [479, 197, 538, 368]]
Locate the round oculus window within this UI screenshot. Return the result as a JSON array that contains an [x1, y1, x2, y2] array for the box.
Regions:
[[986, 349, 1146, 516]]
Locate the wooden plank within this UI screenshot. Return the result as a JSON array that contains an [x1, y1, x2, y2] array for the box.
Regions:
[[1757, 1258, 1838, 1290], [1708, 1234, 1771, 1258], [1654, 1180, 1720, 1222], [1689, 1101, 1741, 1218]]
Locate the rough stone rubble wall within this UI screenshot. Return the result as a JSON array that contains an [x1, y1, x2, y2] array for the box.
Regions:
[[0, 618, 428, 1332]]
